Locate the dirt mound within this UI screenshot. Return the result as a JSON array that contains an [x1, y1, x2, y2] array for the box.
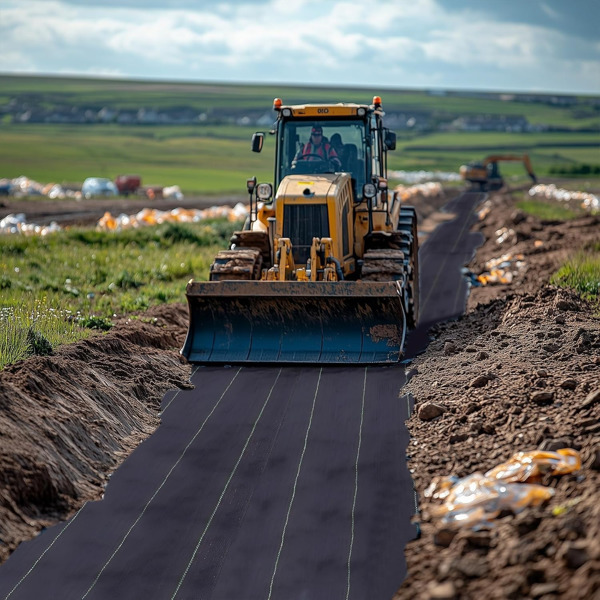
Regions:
[[396, 285, 600, 599], [467, 190, 599, 309], [0, 304, 192, 563], [394, 188, 600, 599]]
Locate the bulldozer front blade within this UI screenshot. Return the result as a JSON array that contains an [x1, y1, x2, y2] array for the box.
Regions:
[[182, 281, 406, 364]]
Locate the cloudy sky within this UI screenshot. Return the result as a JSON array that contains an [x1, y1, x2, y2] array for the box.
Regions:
[[1, 0, 598, 94]]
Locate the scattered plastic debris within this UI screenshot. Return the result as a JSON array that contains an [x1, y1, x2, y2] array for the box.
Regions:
[[394, 182, 444, 201], [0, 213, 62, 236], [477, 253, 526, 285], [390, 170, 462, 184], [529, 184, 599, 214], [1, 204, 250, 235], [461, 267, 482, 287], [4, 175, 81, 200], [0, 175, 189, 203], [96, 203, 249, 231], [163, 185, 184, 201], [425, 449, 581, 529], [476, 199, 492, 220], [495, 226, 516, 244]]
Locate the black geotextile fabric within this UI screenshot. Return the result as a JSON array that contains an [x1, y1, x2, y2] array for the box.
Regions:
[[0, 366, 413, 600]]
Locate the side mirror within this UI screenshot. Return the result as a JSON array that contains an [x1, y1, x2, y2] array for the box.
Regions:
[[384, 129, 396, 151], [251, 132, 264, 153]]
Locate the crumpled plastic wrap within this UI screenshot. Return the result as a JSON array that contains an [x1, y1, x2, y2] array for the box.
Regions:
[[529, 184, 599, 213], [96, 203, 249, 231], [424, 449, 581, 529], [390, 170, 462, 184], [0, 213, 62, 236], [477, 253, 526, 285], [394, 182, 444, 201]]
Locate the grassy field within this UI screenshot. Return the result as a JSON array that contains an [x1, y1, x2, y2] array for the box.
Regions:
[[551, 241, 600, 304], [0, 219, 240, 368], [0, 124, 274, 194], [391, 131, 600, 180], [1, 75, 599, 194], [1, 124, 598, 194], [515, 198, 582, 221]]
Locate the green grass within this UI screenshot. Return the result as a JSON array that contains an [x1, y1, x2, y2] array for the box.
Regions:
[[391, 131, 600, 181], [515, 198, 582, 221], [1, 75, 599, 196], [0, 219, 239, 368], [551, 242, 600, 303], [0, 124, 275, 194], [0, 298, 89, 369], [3, 123, 597, 197]]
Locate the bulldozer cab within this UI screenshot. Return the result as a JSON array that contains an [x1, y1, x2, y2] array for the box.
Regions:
[[277, 119, 367, 195], [257, 99, 394, 201]]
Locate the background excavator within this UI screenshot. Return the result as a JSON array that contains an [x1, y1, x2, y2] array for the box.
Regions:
[[460, 154, 537, 191], [181, 96, 419, 364]]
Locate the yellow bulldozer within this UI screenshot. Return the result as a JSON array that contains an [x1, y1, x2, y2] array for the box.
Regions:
[[460, 154, 537, 191], [181, 96, 419, 364]]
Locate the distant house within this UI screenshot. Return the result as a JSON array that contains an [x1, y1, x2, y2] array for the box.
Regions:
[[137, 108, 159, 124], [98, 107, 116, 122], [516, 94, 578, 107], [385, 112, 432, 131], [450, 114, 530, 132], [257, 113, 274, 127], [116, 110, 137, 124]]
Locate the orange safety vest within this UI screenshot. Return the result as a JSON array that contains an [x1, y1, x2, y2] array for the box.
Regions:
[[302, 142, 338, 160]]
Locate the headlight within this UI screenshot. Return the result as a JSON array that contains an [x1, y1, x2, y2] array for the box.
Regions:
[[257, 183, 273, 201], [357, 108, 366, 117], [363, 183, 376, 199], [282, 108, 292, 117]]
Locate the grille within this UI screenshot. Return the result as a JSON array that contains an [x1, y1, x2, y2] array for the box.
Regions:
[[283, 204, 329, 265]]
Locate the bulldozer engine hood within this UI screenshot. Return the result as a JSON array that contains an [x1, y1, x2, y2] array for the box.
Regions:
[[276, 173, 349, 203]]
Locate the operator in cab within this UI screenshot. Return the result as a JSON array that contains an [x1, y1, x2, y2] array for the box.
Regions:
[[295, 125, 342, 170]]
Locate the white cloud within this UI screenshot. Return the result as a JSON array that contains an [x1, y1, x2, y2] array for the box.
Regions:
[[0, 0, 597, 93], [540, 2, 561, 21], [0, 51, 37, 72]]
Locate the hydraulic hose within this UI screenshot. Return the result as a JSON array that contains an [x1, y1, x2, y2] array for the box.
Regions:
[[327, 257, 344, 280]]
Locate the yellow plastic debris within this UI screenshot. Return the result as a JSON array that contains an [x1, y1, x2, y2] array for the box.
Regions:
[[95, 204, 250, 231], [477, 253, 526, 286], [485, 448, 581, 483], [424, 448, 581, 529], [394, 182, 443, 202]]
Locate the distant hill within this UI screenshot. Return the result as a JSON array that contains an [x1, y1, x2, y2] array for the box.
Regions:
[[1, 74, 599, 132]]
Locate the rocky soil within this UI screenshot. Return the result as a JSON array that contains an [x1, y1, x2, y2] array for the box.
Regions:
[[395, 187, 600, 599], [0, 185, 598, 598]]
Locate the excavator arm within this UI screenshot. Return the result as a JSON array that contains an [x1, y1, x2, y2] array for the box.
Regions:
[[482, 155, 537, 184]]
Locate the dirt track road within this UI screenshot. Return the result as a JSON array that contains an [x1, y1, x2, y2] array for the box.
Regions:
[[0, 191, 485, 599]]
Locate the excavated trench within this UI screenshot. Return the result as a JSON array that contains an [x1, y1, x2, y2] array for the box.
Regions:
[[0, 191, 487, 599]]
